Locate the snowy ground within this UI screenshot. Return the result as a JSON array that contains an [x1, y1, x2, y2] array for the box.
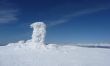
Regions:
[[0, 44, 110, 66], [0, 22, 110, 66]]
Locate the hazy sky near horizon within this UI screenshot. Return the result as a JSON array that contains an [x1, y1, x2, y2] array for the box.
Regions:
[[0, 0, 110, 45]]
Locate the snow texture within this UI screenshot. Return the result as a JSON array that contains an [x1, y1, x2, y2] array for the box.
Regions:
[[31, 22, 46, 48], [0, 22, 110, 66], [7, 22, 46, 48]]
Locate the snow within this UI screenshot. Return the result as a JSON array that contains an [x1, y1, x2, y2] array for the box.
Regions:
[[30, 22, 46, 48], [0, 45, 110, 66], [7, 22, 46, 48], [0, 22, 110, 66]]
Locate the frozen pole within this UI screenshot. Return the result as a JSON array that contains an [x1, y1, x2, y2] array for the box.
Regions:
[[30, 22, 46, 48]]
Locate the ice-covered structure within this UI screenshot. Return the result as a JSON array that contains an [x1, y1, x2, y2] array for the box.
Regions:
[[30, 22, 46, 48], [7, 22, 47, 48]]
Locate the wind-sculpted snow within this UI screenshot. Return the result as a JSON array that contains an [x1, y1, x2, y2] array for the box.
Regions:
[[7, 22, 46, 48], [31, 22, 46, 47], [0, 22, 110, 66]]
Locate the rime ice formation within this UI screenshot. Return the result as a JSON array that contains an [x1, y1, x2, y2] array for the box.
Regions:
[[7, 22, 46, 48], [30, 22, 46, 48]]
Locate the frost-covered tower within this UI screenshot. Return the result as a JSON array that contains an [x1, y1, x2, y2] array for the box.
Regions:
[[30, 22, 46, 48]]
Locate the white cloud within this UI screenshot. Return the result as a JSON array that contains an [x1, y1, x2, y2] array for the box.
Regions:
[[48, 7, 110, 27], [48, 19, 68, 27], [0, 0, 18, 24]]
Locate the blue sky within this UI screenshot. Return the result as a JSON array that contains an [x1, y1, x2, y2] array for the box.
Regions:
[[0, 0, 110, 45]]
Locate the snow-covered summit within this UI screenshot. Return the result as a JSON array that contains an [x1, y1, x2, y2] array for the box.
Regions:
[[0, 22, 110, 66]]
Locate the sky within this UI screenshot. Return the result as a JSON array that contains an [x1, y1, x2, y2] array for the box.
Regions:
[[0, 0, 110, 45]]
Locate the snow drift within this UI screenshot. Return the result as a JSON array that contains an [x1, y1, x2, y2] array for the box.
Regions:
[[0, 22, 110, 66]]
